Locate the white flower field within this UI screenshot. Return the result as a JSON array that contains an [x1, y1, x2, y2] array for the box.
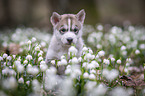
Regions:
[[0, 25, 145, 96]]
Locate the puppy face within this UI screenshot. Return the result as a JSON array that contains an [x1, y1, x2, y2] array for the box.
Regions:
[[51, 9, 85, 45]]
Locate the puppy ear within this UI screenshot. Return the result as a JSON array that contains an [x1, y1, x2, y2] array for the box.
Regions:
[[51, 12, 61, 26], [76, 9, 86, 24]]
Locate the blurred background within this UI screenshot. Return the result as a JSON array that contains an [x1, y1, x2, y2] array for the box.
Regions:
[[0, 0, 145, 29]]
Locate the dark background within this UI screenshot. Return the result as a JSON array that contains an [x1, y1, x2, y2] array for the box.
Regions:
[[0, 0, 145, 29]]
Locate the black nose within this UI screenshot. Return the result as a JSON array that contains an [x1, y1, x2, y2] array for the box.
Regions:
[[67, 37, 73, 44]]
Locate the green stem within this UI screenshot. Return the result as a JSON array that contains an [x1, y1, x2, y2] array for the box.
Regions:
[[17, 72, 19, 79], [55, 60, 58, 69], [0, 61, 2, 79], [101, 63, 104, 79], [80, 78, 85, 95], [122, 62, 127, 76], [143, 63, 145, 82]]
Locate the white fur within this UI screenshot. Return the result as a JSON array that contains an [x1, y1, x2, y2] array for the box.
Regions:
[[68, 18, 71, 31], [45, 10, 85, 64]]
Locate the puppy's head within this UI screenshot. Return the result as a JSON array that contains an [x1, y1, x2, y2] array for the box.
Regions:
[[51, 9, 85, 45]]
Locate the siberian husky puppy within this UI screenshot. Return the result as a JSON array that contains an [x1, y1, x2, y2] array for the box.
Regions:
[[45, 9, 85, 63]]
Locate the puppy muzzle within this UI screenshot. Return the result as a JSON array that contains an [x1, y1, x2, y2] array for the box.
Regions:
[[67, 37, 73, 45]]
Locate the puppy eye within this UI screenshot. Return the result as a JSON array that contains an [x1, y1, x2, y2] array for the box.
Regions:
[[74, 28, 79, 34], [60, 28, 66, 33]]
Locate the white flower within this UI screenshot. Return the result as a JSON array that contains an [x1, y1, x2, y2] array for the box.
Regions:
[[0, 56, 3, 61], [38, 52, 42, 57], [87, 63, 95, 69], [139, 44, 145, 49], [91, 84, 107, 96], [17, 64, 24, 73], [51, 60, 55, 65], [109, 54, 114, 58], [61, 55, 65, 60], [66, 65, 71, 69], [57, 78, 74, 96], [71, 57, 78, 64], [98, 50, 105, 57], [27, 40, 32, 45], [91, 60, 99, 68], [83, 72, 89, 78], [9, 66, 12, 69], [15, 60, 21, 66], [20, 41, 25, 46], [26, 81, 30, 86], [40, 64, 48, 72], [90, 69, 96, 74], [40, 50, 43, 54], [57, 61, 62, 66], [27, 66, 39, 75], [97, 25, 103, 30], [18, 77, 24, 84], [82, 62, 88, 68], [32, 66, 39, 75], [135, 49, 140, 54], [40, 41, 46, 47], [110, 87, 129, 96], [126, 58, 132, 64], [89, 74, 96, 80], [61, 59, 67, 65], [96, 44, 102, 49], [17, 56, 21, 61], [3, 76, 17, 89], [111, 57, 115, 62], [89, 49, 93, 54], [49, 67, 57, 74], [95, 54, 99, 59], [120, 45, 126, 50], [103, 59, 110, 65], [68, 46, 78, 56], [38, 57, 43, 61], [126, 63, 130, 66], [122, 50, 127, 56], [117, 59, 121, 64], [32, 79, 39, 86], [35, 46, 40, 51], [7, 56, 12, 61], [103, 69, 119, 81], [23, 60, 28, 64], [12, 55, 16, 59], [78, 57, 83, 62], [68, 59, 72, 63], [32, 37, 36, 42], [40, 60, 46, 65], [27, 64, 32, 68], [3, 62, 6, 67], [82, 47, 88, 52], [65, 68, 72, 75], [124, 68, 128, 73], [91, 55, 95, 59], [9, 69, 16, 76], [26, 55, 32, 60], [2, 67, 9, 75], [46, 67, 57, 75], [32, 79, 41, 92], [85, 53, 92, 60], [74, 69, 82, 76], [85, 81, 96, 90], [3, 53, 8, 59]]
